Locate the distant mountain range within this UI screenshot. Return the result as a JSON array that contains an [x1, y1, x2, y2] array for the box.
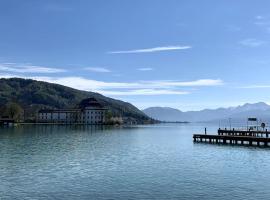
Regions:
[[0, 78, 153, 124], [143, 102, 270, 122]]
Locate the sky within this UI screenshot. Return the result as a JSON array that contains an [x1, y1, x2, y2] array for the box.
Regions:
[[1, 0, 270, 111]]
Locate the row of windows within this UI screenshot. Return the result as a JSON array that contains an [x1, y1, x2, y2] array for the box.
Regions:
[[40, 116, 104, 119], [40, 112, 104, 116], [86, 111, 103, 114], [40, 114, 104, 120], [38, 119, 104, 124], [86, 116, 103, 119]]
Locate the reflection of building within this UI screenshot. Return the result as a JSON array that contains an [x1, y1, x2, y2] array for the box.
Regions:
[[38, 98, 107, 124]]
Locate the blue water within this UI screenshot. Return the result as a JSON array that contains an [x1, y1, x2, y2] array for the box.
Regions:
[[1, 124, 270, 199]]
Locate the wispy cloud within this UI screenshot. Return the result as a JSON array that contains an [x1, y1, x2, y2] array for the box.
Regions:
[[239, 85, 270, 89], [95, 89, 189, 96], [256, 15, 265, 20], [108, 45, 191, 54], [0, 74, 223, 96], [0, 63, 66, 73], [254, 15, 270, 33], [239, 38, 266, 47], [145, 79, 224, 87], [84, 67, 111, 73], [137, 67, 154, 71]]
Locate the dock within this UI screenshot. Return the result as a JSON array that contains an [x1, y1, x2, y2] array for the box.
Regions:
[[193, 129, 270, 147], [0, 118, 15, 126]]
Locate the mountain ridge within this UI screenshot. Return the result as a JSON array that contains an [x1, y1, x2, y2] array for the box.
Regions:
[[143, 102, 270, 122]]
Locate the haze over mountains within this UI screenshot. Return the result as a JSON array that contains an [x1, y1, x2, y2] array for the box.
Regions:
[[143, 102, 270, 122]]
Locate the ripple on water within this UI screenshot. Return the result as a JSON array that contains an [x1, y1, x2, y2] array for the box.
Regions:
[[0, 124, 270, 199]]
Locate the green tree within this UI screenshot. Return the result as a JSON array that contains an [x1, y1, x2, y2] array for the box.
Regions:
[[5, 102, 23, 121], [105, 110, 113, 122]]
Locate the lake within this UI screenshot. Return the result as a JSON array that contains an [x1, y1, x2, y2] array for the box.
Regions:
[[1, 124, 270, 199]]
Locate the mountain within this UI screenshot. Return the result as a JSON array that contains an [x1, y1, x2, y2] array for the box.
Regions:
[[142, 107, 185, 122], [0, 78, 153, 124], [143, 102, 270, 122]]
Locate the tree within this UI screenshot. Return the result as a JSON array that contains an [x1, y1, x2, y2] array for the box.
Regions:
[[5, 102, 23, 121], [105, 110, 113, 122]]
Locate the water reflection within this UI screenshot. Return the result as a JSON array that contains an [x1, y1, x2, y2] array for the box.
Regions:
[[1, 124, 270, 200]]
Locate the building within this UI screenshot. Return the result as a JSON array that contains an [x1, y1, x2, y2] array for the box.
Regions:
[[38, 98, 107, 124]]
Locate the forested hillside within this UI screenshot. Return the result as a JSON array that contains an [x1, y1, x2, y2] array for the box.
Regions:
[[0, 78, 153, 124]]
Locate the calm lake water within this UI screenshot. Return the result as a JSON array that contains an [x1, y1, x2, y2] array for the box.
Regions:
[[1, 124, 270, 200]]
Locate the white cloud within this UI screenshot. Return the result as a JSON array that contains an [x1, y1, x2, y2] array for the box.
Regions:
[[254, 15, 270, 33], [239, 85, 270, 89], [84, 67, 111, 73], [0, 63, 66, 73], [0, 74, 223, 96], [108, 45, 191, 54], [254, 20, 270, 27], [95, 89, 189, 96], [256, 15, 265, 20], [239, 38, 266, 47], [144, 79, 224, 87], [40, 77, 223, 90], [137, 67, 154, 71]]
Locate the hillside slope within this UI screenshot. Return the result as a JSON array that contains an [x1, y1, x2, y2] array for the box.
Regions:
[[0, 78, 152, 123], [143, 107, 185, 122]]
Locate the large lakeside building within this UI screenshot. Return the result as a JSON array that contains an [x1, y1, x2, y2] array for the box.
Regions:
[[37, 98, 107, 124]]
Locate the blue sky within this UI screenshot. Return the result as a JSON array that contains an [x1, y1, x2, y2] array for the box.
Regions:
[[1, 0, 270, 111]]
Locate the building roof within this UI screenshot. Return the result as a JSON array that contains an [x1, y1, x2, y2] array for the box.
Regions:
[[79, 97, 104, 109], [38, 109, 81, 113], [38, 98, 106, 113]]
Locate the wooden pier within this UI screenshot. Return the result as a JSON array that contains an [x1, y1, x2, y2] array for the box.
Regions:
[[193, 129, 270, 147]]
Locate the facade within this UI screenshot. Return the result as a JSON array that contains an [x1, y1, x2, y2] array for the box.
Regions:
[[38, 98, 107, 124]]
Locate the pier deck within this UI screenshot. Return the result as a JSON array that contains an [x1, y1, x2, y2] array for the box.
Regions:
[[193, 134, 270, 147]]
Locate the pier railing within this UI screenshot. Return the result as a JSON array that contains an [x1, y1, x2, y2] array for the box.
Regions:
[[217, 128, 269, 138]]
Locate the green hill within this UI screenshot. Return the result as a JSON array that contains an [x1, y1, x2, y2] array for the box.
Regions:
[[0, 78, 153, 124]]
